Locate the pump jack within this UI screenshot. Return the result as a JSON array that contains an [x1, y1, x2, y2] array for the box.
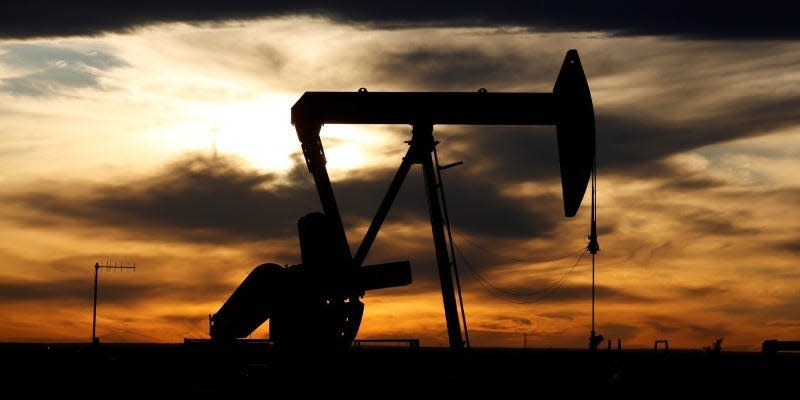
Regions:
[[210, 49, 595, 353]]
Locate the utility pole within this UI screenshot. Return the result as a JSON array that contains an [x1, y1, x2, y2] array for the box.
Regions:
[[588, 151, 600, 351], [92, 261, 135, 345]]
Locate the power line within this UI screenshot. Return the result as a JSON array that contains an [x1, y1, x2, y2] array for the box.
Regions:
[[434, 144, 470, 349], [456, 243, 588, 304], [453, 230, 585, 265]]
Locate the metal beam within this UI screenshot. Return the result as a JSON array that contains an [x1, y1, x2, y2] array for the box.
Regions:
[[293, 92, 556, 126], [353, 151, 414, 268]]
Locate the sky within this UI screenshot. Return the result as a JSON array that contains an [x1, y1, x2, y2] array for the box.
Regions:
[[0, 2, 798, 350]]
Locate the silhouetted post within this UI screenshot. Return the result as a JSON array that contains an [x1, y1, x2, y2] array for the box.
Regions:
[[588, 160, 600, 351], [416, 124, 464, 351], [434, 146, 470, 349], [92, 263, 99, 345]]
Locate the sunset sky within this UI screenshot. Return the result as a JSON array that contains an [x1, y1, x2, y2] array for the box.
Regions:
[[1, 3, 798, 350]]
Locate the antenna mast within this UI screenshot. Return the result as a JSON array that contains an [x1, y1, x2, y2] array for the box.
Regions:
[[92, 261, 136, 345]]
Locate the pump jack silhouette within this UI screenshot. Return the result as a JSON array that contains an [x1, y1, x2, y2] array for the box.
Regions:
[[210, 49, 596, 353]]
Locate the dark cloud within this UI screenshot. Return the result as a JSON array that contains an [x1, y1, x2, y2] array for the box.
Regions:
[[741, 265, 800, 281], [775, 240, 800, 254], [6, 154, 317, 242], [687, 323, 731, 339], [644, 314, 732, 341], [495, 315, 532, 326], [347, 38, 800, 185], [712, 298, 800, 322], [0, 44, 125, 96], [6, 151, 561, 246], [676, 285, 729, 299], [467, 276, 730, 307], [615, 187, 799, 245], [372, 48, 544, 91], [405, 171, 561, 238], [0, 278, 90, 303], [444, 125, 562, 182], [1, 2, 798, 39], [471, 281, 654, 305], [473, 315, 535, 332], [539, 311, 575, 321], [0, 276, 232, 305], [646, 317, 683, 334], [1, 150, 582, 306], [597, 109, 800, 174], [657, 174, 727, 192], [765, 320, 800, 329], [599, 322, 639, 339], [679, 208, 761, 236], [432, 90, 800, 187]]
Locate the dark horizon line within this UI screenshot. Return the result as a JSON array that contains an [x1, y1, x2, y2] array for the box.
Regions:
[[0, 340, 769, 352]]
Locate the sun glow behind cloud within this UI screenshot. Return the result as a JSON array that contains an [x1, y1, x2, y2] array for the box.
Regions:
[[143, 94, 298, 172]]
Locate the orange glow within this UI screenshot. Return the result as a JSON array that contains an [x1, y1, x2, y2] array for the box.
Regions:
[[0, 18, 799, 351]]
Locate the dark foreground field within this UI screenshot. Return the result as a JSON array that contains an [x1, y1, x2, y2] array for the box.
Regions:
[[1, 342, 797, 395]]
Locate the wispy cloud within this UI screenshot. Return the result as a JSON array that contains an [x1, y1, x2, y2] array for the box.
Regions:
[[5, 150, 565, 244], [0, 276, 233, 305], [0, 43, 125, 96]]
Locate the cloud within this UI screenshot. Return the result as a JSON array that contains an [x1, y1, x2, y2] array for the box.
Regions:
[[495, 315, 532, 326], [1, 2, 799, 39], [0, 276, 232, 306], [596, 103, 800, 174], [471, 281, 654, 305], [472, 315, 534, 332], [678, 207, 761, 236], [5, 151, 563, 246], [657, 174, 726, 191], [356, 39, 800, 180], [444, 126, 562, 182], [676, 285, 729, 299], [0, 278, 91, 303], [712, 299, 800, 322], [539, 311, 575, 321], [645, 316, 684, 334], [371, 47, 541, 91], [644, 314, 732, 339], [0, 148, 581, 307], [599, 322, 639, 339], [7, 20, 797, 188], [465, 271, 733, 312], [0, 43, 125, 96], [348, 168, 562, 238], [775, 240, 800, 254], [5, 153, 315, 242]]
